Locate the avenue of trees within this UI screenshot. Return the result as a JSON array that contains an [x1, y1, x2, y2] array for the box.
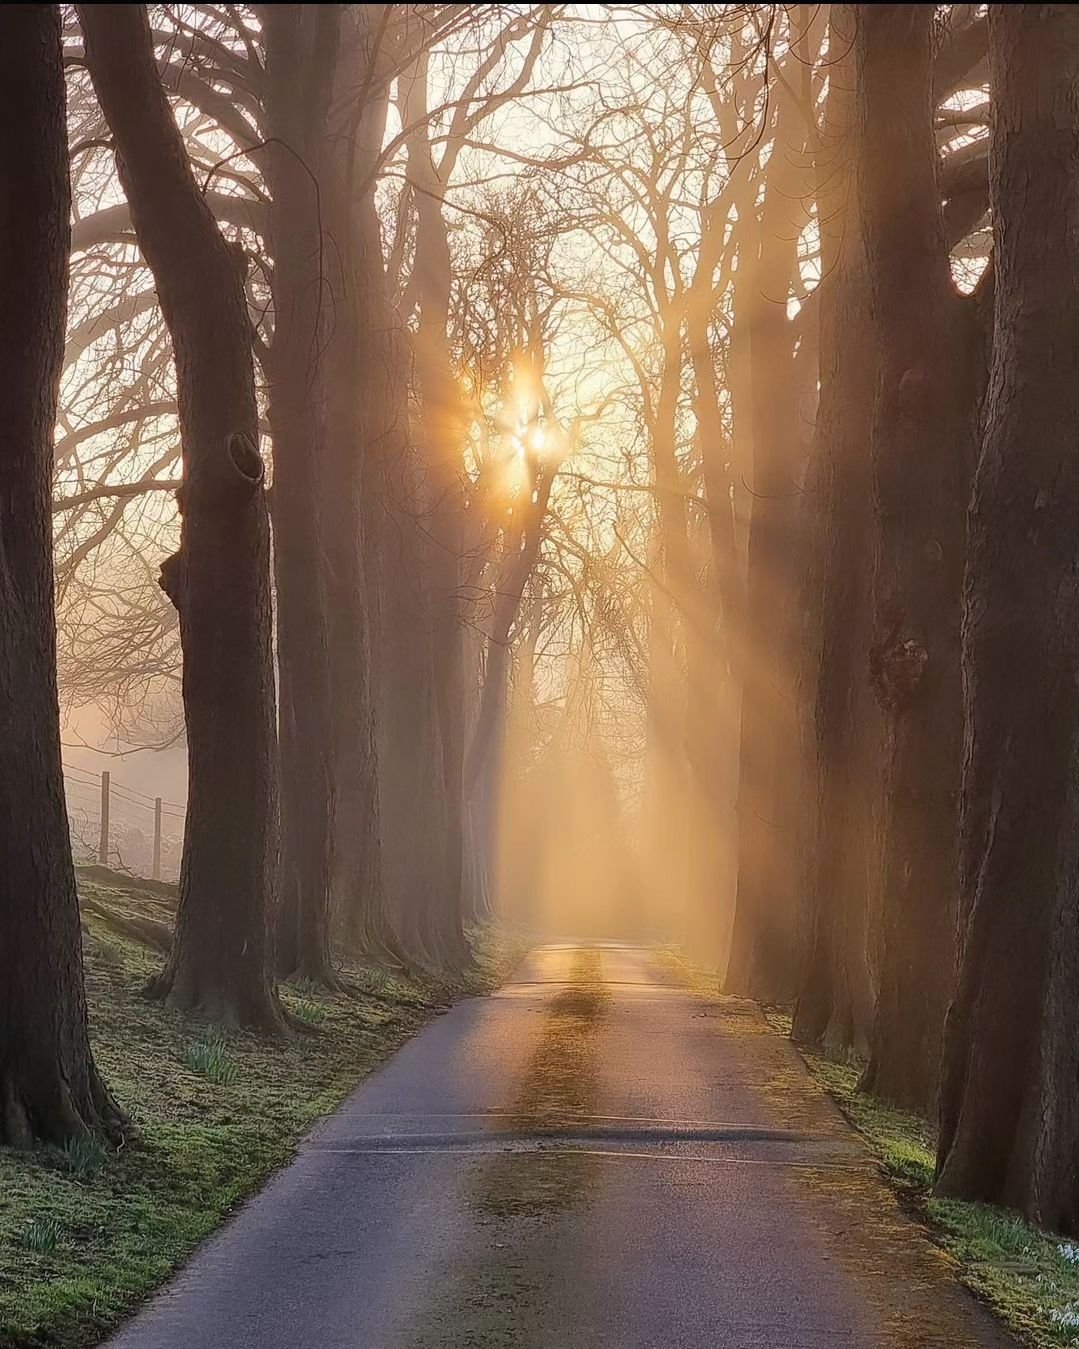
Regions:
[[3, 0, 1079, 1240]]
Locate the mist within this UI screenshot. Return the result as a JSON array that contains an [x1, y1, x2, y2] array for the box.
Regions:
[[5, 7, 1079, 1345]]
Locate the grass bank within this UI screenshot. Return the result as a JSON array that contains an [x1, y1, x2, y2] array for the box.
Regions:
[[0, 869, 520, 1349], [659, 947, 1079, 1349], [806, 1052, 1079, 1348]]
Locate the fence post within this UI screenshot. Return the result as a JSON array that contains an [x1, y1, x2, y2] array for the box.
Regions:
[[153, 797, 162, 881], [98, 770, 110, 865]]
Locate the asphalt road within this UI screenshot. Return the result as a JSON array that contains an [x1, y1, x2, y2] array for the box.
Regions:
[[103, 944, 1018, 1349]]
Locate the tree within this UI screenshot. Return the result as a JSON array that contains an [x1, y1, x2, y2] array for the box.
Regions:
[[261, 4, 340, 983], [79, 3, 282, 1029], [550, 13, 768, 962], [792, 7, 879, 1056], [379, 13, 555, 960], [855, 3, 981, 1111], [317, 4, 416, 966], [725, 46, 816, 1004], [937, 3, 1079, 1235], [0, 2, 123, 1144]]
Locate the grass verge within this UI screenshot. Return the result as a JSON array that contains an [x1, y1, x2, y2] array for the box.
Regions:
[[657, 946, 1079, 1349], [803, 1051, 1079, 1349], [0, 870, 522, 1349]]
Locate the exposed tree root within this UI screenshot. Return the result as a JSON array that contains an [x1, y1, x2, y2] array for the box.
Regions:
[[0, 1058, 127, 1149], [145, 965, 288, 1036], [279, 957, 351, 995], [81, 896, 173, 953], [351, 917, 414, 974]]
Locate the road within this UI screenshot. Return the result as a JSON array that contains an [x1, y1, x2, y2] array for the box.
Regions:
[[104, 944, 1018, 1349]]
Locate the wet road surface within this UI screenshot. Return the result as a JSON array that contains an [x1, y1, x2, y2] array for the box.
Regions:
[[103, 944, 1018, 1349]]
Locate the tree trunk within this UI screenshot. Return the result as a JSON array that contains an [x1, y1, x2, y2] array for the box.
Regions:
[[855, 3, 978, 1108], [263, 5, 339, 984], [469, 665, 508, 927], [636, 328, 703, 945], [80, 3, 282, 1030], [377, 415, 455, 968], [685, 301, 740, 964], [681, 569, 736, 964], [404, 56, 472, 963], [322, 229, 392, 961], [793, 8, 879, 1056], [0, 2, 124, 1145], [319, 14, 399, 964], [492, 608, 543, 926], [466, 464, 555, 799], [347, 114, 454, 969], [333, 101, 463, 972], [726, 82, 806, 1004], [640, 549, 691, 942], [936, 3, 1079, 1235], [793, 232, 879, 1055]]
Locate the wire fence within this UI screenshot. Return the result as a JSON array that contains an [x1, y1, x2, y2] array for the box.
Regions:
[[62, 764, 186, 883]]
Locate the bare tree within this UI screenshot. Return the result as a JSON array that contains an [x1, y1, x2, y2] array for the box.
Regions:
[[937, 1, 1079, 1236], [856, 2, 984, 1111], [79, 2, 282, 1029], [0, 2, 123, 1144], [792, 6, 879, 1058], [261, 4, 340, 984]]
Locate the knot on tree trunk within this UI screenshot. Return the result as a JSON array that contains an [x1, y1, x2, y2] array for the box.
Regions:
[[227, 431, 264, 487], [870, 625, 929, 715], [898, 364, 929, 422], [159, 549, 185, 611]]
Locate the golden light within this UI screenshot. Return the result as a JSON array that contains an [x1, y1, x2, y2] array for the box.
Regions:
[[505, 444, 529, 496], [483, 354, 564, 505]]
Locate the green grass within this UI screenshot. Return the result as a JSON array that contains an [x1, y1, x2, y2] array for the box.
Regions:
[[799, 1050, 1079, 1348], [183, 1036, 239, 1085], [21, 1218, 65, 1257], [0, 872, 522, 1349], [289, 998, 328, 1027], [56, 1137, 107, 1182], [658, 943, 1079, 1349]]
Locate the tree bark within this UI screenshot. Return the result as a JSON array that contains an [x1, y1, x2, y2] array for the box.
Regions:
[[348, 119, 453, 969], [375, 375, 455, 968], [726, 79, 807, 1004], [466, 464, 557, 796], [856, 3, 979, 1109], [793, 8, 879, 1056], [936, 3, 1079, 1235], [640, 544, 691, 943], [318, 9, 400, 964], [793, 237, 880, 1055], [0, 2, 124, 1144], [80, 3, 282, 1030], [262, 5, 339, 984], [403, 53, 472, 964], [685, 298, 740, 964], [636, 323, 700, 946]]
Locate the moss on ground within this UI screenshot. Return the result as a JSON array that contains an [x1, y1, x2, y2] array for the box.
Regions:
[[658, 944, 1079, 1349], [0, 870, 521, 1349]]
